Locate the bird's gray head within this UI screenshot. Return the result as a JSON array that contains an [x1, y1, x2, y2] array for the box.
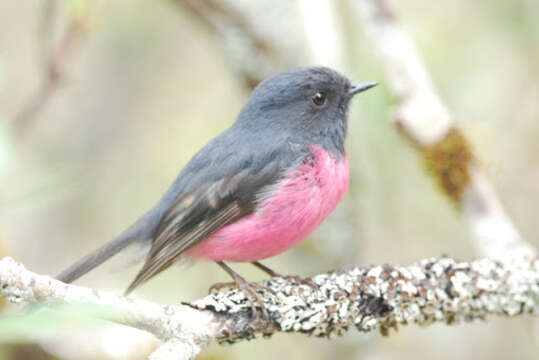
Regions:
[[236, 67, 376, 155]]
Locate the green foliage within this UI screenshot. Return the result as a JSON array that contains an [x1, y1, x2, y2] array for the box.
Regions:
[[0, 302, 125, 344]]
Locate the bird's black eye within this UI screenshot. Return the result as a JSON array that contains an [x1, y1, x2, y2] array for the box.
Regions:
[[312, 91, 326, 106]]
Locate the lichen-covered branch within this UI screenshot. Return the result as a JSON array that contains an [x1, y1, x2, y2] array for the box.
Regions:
[[1, 256, 537, 358], [351, 0, 536, 261]]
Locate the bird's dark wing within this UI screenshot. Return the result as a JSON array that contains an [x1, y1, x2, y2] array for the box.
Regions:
[[124, 158, 284, 294]]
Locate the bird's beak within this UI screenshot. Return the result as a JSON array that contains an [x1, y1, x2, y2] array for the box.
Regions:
[[348, 82, 378, 96]]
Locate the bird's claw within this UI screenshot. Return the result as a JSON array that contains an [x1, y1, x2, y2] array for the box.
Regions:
[[208, 279, 274, 321], [280, 274, 318, 289], [237, 280, 270, 321], [251, 262, 317, 290], [208, 281, 236, 293]]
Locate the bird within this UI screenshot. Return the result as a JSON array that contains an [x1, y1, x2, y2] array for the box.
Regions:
[[57, 66, 377, 315]]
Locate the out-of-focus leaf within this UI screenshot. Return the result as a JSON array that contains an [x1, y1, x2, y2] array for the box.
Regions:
[[0, 302, 125, 344]]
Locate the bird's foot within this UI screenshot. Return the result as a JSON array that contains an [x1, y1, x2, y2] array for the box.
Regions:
[[251, 261, 317, 289], [235, 277, 271, 320], [279, 274, 317, 289], [209, 280, 275, 294], [208, 281, 236, 293], [212, 262, 274, 321]]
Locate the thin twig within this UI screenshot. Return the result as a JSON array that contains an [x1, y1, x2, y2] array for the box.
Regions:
[[14, 1, 88, 136]]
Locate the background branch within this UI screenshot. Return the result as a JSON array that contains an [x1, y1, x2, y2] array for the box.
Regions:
[[177, 0, 300, 88], [1, 255, 537, 359], [13, 0, 90, 136], [351, 0, 536, 261]]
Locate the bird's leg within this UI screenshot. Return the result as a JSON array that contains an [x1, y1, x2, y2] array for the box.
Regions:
[[251, 261, 317, 289], [210, 261, 270, 319], [250, 261, 281, 277]]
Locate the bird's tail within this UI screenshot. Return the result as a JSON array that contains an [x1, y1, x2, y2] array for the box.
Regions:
[[56, 211, 160, 284], [56, 233, 139, 283], [56, 184, 174, 284]]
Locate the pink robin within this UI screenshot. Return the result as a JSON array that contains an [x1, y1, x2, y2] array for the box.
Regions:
[[57, 67, 377, 316]]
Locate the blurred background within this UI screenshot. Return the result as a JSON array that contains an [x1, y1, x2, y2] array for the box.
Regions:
[[0, 0, 538, 359]]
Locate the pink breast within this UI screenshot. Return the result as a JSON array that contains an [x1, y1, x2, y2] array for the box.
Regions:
[[186, 145, 349, 262]]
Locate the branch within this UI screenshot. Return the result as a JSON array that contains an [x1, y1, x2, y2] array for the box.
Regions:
[[1, 256, 537, 359], [297, 0, 347, 70], [350, 0, 536, 261]]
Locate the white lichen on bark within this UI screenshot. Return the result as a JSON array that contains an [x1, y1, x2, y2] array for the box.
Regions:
[[1, 255, 537, 358], [194, 256, 539, 341]]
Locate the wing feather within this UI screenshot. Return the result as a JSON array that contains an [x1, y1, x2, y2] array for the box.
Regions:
[[124, 160, 283, 294]]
